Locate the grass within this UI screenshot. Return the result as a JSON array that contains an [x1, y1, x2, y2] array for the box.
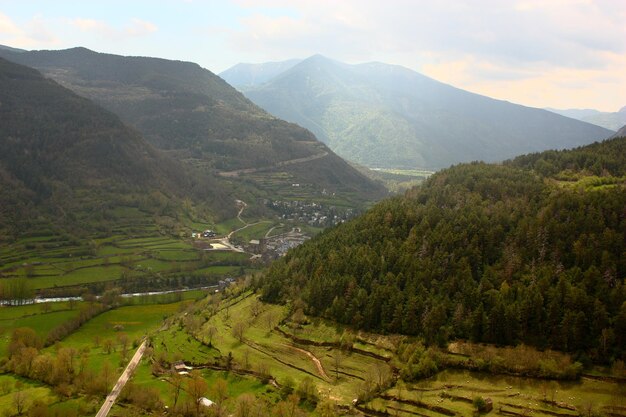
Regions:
[[61, 303, 183, 348], [152, 325, 218, 365], [0, 306, 82, 355], [0, 227, 255, 292], [187, 293, 391, 403], [370, 369, 626, 417], [0, 377, 53, 413]]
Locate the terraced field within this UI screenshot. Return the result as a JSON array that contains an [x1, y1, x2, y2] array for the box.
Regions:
[[0, 231, 251, 295]]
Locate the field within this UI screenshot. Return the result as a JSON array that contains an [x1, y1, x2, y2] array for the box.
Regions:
[[0, 285, 624, 417], [0, 230, 252, 295], [0, 302, 83, 355], [365, 369, 626, 417], [140, 293, 626, 416], [0, 294, 192, 416]]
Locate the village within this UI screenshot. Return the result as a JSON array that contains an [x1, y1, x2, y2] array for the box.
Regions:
[[264, 199, 357, 227], [192, 226, 310, 261]]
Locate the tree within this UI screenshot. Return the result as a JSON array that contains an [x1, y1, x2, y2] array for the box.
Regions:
[[13, 382, 27, 415], [205, 325, 217, 347], [265, 310, 276, 332], [316, 401, 336, 417], [473, 396, 487, 412], [103, 338, 114, 354], [211, 378, 228, 406], [186, 371, 207, 417], [234, 393, 260, 417], [117, 333, 130, 360], [27, 400, 49, 417], [101, 361, 114, 393], [250, 299, 263, 318], [296, 377, 318, 406], [232, 322, 247, 343], [0, 379, 12, 395], [170, 371, 184, 407], [331, 350, 343, 382]]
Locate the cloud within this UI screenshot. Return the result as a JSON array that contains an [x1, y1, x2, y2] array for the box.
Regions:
[[71, 18, 110, 33], [228, 0, 625, 67], [69, 17, 157, 39], [0, 12, 59, 48], [125, 19, 158, 37], [220, 0, 626, 110]]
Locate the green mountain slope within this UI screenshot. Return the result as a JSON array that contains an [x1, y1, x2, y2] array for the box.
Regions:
[[0, 57, 232, 238], [235, 55, 613, 170], [259, 136, 626, 360], [0, 48, 385, 203]]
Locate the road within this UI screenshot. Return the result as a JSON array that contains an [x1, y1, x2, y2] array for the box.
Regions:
[[218, 151, 328, 177], [95, 340, 147, 417]]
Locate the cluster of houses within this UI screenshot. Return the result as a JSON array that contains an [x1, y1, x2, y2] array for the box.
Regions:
[[246, 228, 310, 259], [191, 230, 217, 238], [265, 199, 356, 227], [218, 276, 236, 289]]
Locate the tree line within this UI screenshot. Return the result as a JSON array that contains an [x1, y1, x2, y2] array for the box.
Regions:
[[259, 138, 626, 364]]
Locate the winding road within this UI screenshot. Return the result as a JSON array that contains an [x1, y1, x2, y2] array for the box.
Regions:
[[95, 340, 147, 417], [217, 150, 329, 178]]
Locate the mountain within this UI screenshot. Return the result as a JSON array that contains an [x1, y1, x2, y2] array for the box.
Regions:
[[611, 124, 626, 138], [0, 48, 385, 203], [259, 136, 626, 358], [220, 59, 302, 88], [0, 57, 232, 238], [547, 106, 626, 131], [233, 55, 613, 170], [0, 44, 25, 53]]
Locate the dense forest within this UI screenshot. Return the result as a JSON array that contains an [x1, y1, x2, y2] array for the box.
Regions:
[[259, 136, 626, 363], [0, 57, 234, 238], [0, 48, 386, 202]]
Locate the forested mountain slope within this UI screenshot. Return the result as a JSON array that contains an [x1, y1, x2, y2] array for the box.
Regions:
[[237, 55, 613, 169], [0, 57, 232, 238], [0, 48, 385, 201], [260, 136, 626, 360]]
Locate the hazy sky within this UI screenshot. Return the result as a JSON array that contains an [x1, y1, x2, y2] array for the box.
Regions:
[[1, 0, 624, 111]]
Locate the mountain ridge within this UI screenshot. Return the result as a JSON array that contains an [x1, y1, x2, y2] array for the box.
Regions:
[[259, 135, 626, 357], [0, 57, 233, 238], [547, 106, 626, 131], [0, 47, 386, 203], [231, 55, 613, 170]]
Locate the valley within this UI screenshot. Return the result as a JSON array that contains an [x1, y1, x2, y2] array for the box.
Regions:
[[3, 288, 622, 416], [0, 12, 624, 416]]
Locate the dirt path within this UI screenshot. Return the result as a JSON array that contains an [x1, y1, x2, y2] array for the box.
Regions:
[[95, 340, 147, 417], [265, 223, 284, 238], [285, 344, 330, 381], [218, 151, 328, 178]]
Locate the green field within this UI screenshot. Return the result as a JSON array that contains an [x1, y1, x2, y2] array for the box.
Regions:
[[0, 304, 82, 355], [0, 289, 623, 417], [0, 230, 253, 294], [365, 369, 626, 417]]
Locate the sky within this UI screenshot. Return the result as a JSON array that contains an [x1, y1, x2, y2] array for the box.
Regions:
[[0, 0, 624, 112]]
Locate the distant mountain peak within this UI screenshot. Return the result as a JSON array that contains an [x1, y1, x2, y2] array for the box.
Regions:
[[239, 56, 613, 170]]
